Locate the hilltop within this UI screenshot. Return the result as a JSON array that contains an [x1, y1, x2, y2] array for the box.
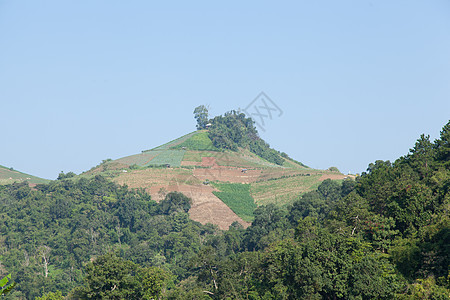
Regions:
[[82, 110, 348, 229], [0, 164, 49, 185]]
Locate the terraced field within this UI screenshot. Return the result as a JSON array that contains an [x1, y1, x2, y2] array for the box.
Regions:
[[146, 149, 186, 167], [250, 174, 323, 206], [182, 149, 281, 168], [89, 130, 347, 229], [114, 150, 164, 166], [105, 132, 197, 168]]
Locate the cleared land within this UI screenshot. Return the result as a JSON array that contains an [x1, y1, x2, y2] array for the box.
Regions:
[[250, 174, 323, 206], [97, 132, 346, 229], [113, 169, 250, 229]]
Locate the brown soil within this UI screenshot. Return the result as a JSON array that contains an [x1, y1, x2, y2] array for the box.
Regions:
[[113, 156, 344, 230], [201, 157, 217, 167], [193, 168, 262, 183], [151, 184, 250, 230], [113, 168, 250, 230], [319, 173, 348, 181]]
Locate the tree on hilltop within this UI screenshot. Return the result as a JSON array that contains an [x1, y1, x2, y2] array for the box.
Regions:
[[194, 105, 210, 130]]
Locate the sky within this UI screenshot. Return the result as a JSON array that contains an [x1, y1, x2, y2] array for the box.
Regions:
[[1, 1, 449, 180]]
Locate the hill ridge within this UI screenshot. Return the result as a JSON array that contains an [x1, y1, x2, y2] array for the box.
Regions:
[[0, 164, 50, 185]]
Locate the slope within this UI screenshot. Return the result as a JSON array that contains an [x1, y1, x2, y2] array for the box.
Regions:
[[82, 129, 347, 230], [0, 164, 50, 185]]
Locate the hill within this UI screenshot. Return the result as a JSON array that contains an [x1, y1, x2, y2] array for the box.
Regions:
[[82, 111, 348, 230], [0, 120, 448, 299], [0, 164, 49, 185]]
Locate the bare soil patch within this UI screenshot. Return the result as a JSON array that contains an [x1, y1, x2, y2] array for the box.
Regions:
[[114, 169, 250, 230], [319, 173, 347, 181], [193, 168, 261, 183], [201, 157, 217, 167]]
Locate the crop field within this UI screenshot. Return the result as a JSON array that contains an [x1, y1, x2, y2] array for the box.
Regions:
[[114, 150, 164, 166], [146, 150, 186, 167], [114, 168, 198, 189], [183, 150, 276, 168], [212, 182, 257, 222], [171, 131, 218, 151], [250, 174, 323, 206]]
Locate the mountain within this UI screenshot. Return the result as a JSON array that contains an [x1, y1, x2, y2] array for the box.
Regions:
[[0, 164, 49, 185], [82, 128, 347, 230]]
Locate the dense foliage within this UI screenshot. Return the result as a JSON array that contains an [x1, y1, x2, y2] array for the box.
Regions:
[[0, 177, 218, 299], [208, 110, 285, 165], [186, 120, 450, 299]]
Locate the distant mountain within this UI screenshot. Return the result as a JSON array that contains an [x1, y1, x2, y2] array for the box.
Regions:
[[0, 164, 49, 185]]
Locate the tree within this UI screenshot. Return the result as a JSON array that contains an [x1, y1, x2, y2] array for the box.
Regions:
[[159, 192, 192, 215], [57, 171, 76, 180], [36, 290, 64, 300], [73, 253, 169, 299], [194, 105, 209, 130], [138, 266, 170, 300], [435, 120, 450, 166], [38, 245, 51, 278], [0, 274, 16, 295]]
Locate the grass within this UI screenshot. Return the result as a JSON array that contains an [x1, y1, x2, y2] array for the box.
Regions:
[[212, 182, 257, 222], [182, 150, 279, 168], [171, 131, 218, 151], [114, 150, 164, 167], [146, 150, 186, 167], [250, 174, 323, 206], [143, 131, 197, 152]]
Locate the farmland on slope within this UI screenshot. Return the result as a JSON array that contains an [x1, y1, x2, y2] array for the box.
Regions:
[[85, 129, 346, 229]]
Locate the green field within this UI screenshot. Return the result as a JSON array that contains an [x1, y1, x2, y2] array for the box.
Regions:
[[146, 149, 186, 167], [250, 174, 322, 206], [212, 182, 257, 222], [114, 150, 164, 166], [144, 131, 197, 151], [171, 131, 218, 151]]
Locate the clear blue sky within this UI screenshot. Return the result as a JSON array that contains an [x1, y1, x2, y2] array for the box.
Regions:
[[1, 1, 449, 179]]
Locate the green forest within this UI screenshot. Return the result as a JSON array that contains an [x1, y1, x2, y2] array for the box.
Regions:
[[0, 120, 449, 299]]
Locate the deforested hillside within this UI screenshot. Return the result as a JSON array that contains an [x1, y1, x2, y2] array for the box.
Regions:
[[80, 109, 344, 229]]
